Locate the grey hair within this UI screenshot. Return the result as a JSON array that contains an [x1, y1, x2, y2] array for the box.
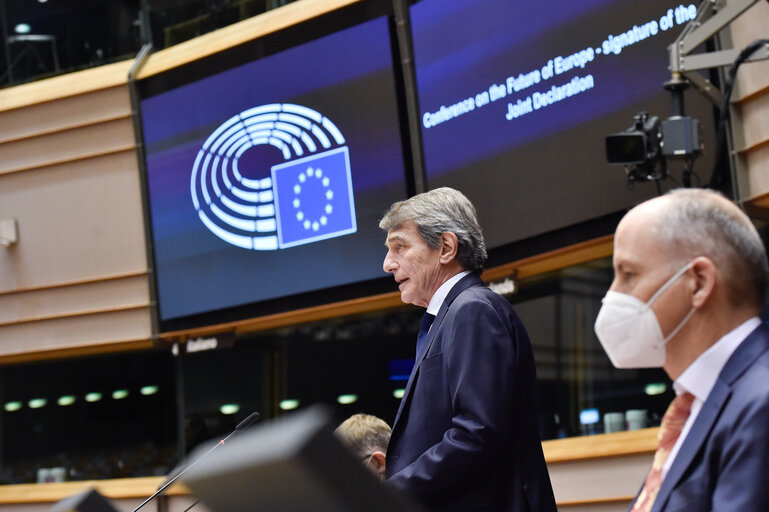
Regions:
[[379, 187, 487, 271], [652, 188, 768, 309]]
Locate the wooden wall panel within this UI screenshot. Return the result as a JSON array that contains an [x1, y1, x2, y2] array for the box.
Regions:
[[136, 0, 360, 79], [0, 307, 151, 358], [0, 60, 132, 113], [0, 151, 147, 289], [548, 454, 648, 504], [0, 118, 135, 176], [738, 93, 769, 150], [728, 0, 769, 203], [0, 57, 151, 358], [558, 500, 632, 512], [747, 145, 769, 197], [0, 274, 148, 325], [0, 86, 131, 144], [729, 0, 769, 103]]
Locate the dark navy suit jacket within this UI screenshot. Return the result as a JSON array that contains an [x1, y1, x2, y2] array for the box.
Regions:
[[638, 322, 769, 512], [386, 273, 556, 512]]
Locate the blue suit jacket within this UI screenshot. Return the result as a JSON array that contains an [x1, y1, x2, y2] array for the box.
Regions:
[[641, 322, 769, 511], [386, 273, 556, 512]]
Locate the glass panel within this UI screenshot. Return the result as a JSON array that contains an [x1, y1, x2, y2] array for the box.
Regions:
[[0, 0, 300, 87], [179, 341, 274, 454], [0, 351, 178, 484], [511, 258, 674, 439]]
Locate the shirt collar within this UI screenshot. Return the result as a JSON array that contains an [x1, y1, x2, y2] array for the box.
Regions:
[[426, 270, 471, 316], [674, 316, 761, 400]]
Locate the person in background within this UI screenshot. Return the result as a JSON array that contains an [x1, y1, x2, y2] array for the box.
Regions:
[[379, 187, 556, 512], [335, 413, 391, 480], [594, 188, 769, 511]]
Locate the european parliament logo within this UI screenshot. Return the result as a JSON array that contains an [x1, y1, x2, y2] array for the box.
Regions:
[[190, 103, 357, 250]]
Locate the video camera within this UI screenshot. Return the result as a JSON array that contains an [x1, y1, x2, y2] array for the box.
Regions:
[[606, 111, 702, 184]]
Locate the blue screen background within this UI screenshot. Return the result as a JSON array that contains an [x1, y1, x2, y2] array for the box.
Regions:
[[411, 0, 715, 248], [141, 17, 407, 322]]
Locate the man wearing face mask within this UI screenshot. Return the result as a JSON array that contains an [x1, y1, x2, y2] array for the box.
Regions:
[[594, 188, 769, 511]]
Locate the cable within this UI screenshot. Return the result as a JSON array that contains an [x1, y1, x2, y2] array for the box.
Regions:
[[183, 499, 200, 512]]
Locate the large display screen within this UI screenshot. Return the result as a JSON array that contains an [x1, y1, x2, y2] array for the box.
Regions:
[[411, 0, 715, 249], [139, 15, 408, 328]]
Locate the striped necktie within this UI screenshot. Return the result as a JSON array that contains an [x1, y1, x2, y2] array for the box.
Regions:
[[631, 392, 695, 512]]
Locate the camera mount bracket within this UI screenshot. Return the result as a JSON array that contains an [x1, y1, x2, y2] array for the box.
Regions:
[[668, 0, 769, 106]]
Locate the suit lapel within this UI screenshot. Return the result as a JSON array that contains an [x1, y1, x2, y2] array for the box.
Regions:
[[652, 324, 769, 511], [651, 382, 731, 512], [391, 273, 484, 431]]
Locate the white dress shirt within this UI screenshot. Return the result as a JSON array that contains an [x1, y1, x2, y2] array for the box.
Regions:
[[662, 316, 762, 479], [426, 270, 472, 317]]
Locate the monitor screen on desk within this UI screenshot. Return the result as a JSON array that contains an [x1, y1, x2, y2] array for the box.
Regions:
[[182, 406, 422, 512]]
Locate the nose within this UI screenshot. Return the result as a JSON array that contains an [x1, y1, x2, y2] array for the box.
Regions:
[[383, 251, 397, 274]]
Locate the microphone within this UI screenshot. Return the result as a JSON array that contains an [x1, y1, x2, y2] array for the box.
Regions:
[[234, 411, 261, 431], [132, 411, 261, 512]]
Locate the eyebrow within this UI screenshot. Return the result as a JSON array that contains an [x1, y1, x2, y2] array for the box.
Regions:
[[385, 234, 406, 246]]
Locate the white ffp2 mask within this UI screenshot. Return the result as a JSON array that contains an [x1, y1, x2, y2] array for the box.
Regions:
[[594, 262, 695, 368]]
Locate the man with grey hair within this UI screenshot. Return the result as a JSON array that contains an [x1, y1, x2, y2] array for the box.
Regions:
[[594, 188, 769, 511], [380, 187, 556, 512]]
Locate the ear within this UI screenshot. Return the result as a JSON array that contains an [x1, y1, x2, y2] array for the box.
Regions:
[[690, 256, 717, 308], [438, 232, 459, 264], [369, 451, 386, 478]]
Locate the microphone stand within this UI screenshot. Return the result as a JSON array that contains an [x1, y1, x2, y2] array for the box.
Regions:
[[132, 412, 260, 512]]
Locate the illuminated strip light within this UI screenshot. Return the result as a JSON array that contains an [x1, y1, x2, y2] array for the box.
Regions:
[[282, 103, 322, 122], [241, 104, 281, 117], [322, 117, 346, 144], [230, 187, 261, 202], [211, 156, 222, 197], [279, 399, 300, 410], [228, 136, 252, 159], [202, 115, 240, 151], [277, 112, 312, 130], [210, 122, 247, 155], [210, 202, 275, 233], [244, 121, 275, 132], [239, 174, 270, 190], [300, 132, 317, 153], [235, 140, 256, 159], [269, 137, 292, 160], [270, 130, 304, 157], [220, 195, 257, 217], [248, 129, 273, 139], [311, 124, 331, 149], [257, 204, 275, 217], [257, 219, 277, 231], [222, 167, 232, 190], [274, 122, 302, 137], [191, 151, 204, 210], [201, 154, 212, 204], [245, 112, 280, 123], [217, 128, 249, 157], [210, 204, 258, 232], [217, 184, 274, 218], [198, 211, 278, 250]]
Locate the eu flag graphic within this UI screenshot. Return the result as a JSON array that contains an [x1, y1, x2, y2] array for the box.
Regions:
[[271, 147, 356, 249]]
